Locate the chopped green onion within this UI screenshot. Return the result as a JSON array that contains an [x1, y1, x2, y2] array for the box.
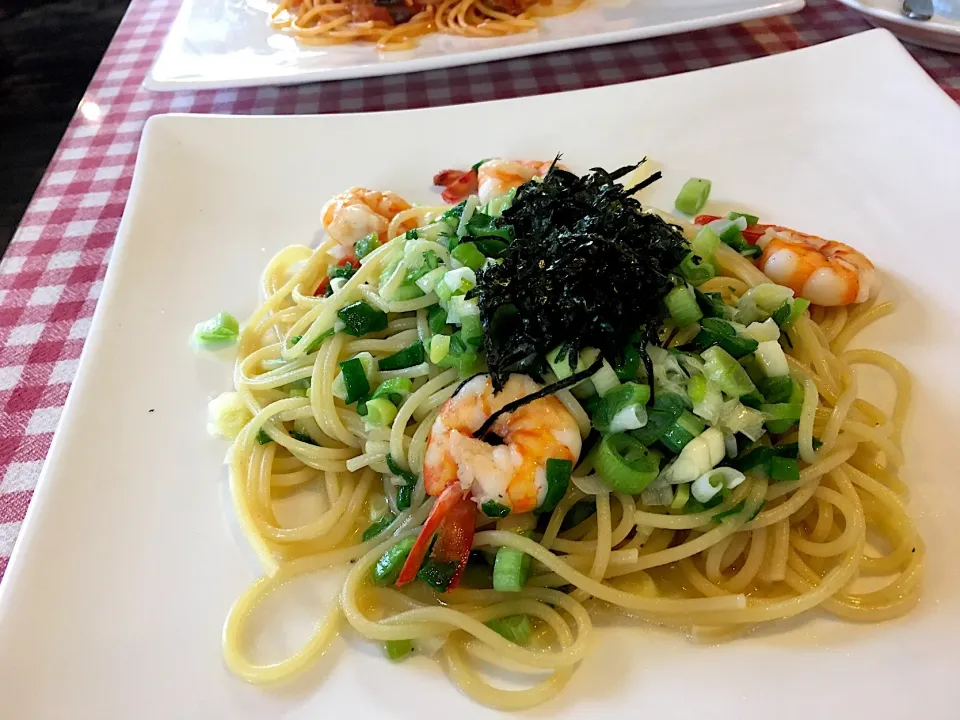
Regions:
[[675, 178, 712, 215], [354, 232, 381, 259], [591, 382, 651, 434], [561, 501, 597, 531], [387, 454, 417, 485], [755, 340, 790, 378], [691, 470, 725, 503], [481, 500, 511, 518], [661, 410, 705, 453], [592, 433, 661, 493], [687, 375, 708, 404], [290, 429, 318, 445], [371, 537, 416, 586], [338, 301, 388, 337], [396, 484, 413, 512], [362, 512, 397, 541], [429, 333, 451, 364], [695, 289, 728, 319], [547, 346, 600, 381], [630, 393, 686, 446], [691, 226, 721, 260], [715, 222, 749, 251], [192, 311, 240, 349], [289, 387, 308, 398], [741, 245, 762, 259], [369, 377, 413, 404], [537, 458, 572, 514], [727, 211, 759, 226], [256, 429, 272, 445], [615, 344, 641, 381], [771, 297, 811, 328], [665, 284, 703, 327], [493, 539, 532, 593], [670, 482, 690, 510], [668, 428, 726, 484], [451, 242, 486, 271], [384, 639, 414, 661], [440, 199, 468, 228], [678, 253, 716, 286], [378, 342, 425, 371], [769, 456, 800, 482], [760, 376, 795, 404], [761, 402, 803, 422], [427, 306, 448, 334], [486, 615, 533, 646], [365, 398, 397, 427], [417, 560, 458, 591], [741, 318, 781, 343], [475, 238, 509, 257], [339, 357, 371, 404], [465, 212, 514, 242], [702, 346, 758, 398], [691, 317, 758, 359], [459, 314, 483, 348]]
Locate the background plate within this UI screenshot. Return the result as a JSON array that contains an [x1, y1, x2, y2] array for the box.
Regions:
[[3, 29, 960, 720], [837, 0, 960, 53], [146, 0, 804, 90]]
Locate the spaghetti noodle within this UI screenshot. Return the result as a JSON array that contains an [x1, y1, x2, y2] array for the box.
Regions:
[[208, 163, 922, 709], [268, 0, 584, 51]]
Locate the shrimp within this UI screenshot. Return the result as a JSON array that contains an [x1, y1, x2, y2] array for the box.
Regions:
[[396, 374, 581, 591], [320, 187, 411, 247], [424, 374, 582, 512], [755, 227, 877, 306], [476, 159, 557, 205]]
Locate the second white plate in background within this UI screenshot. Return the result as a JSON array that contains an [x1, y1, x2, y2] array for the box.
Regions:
[[837, 0, 960, 53], [3, 29, 960, 720], [146, 0, 804, 90]]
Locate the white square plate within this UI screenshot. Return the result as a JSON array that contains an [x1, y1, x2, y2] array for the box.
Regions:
[[3, 29, 960, 720], [145, 0, 804, 90]]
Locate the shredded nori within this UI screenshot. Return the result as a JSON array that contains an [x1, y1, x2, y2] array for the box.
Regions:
[[476, 158, 688, 392]]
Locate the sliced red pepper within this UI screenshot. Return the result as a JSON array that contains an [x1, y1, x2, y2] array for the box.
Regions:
[[433, 168, 478, 204], [396, 483, 465, 586], [395, 482, 474, 590], [427, 492, 476, 590], [693, 214, 769, 245]]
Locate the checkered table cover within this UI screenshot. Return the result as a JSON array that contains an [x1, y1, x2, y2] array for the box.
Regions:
[[0, 0, 957, 580]]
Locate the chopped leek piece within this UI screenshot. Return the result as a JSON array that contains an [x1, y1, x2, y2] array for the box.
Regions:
[[378, 342, 425, 371], [493, 544, 531, 593], [537, 458, 572, 514], [193, 311, 240, 349], [675, 178, 712, 215], [372, 538, 416, 586], [481, 500, 511, 518], [365, 397, 398, 427], [338, 301, 388, 336], [678, 253, 716, 286], [592, 433, 661, 493], [384, 639, 414, 661], [354, 232, 380, 259], [702, 346, 758, 397], [339, 357, 371, 404], [429, 334, 451, 364], [362, 513, 397, 541], [665, 284, 703, 327], [486, 614, 533, 645], [451, 242, 486, 271], [727, 211, 759, 226]]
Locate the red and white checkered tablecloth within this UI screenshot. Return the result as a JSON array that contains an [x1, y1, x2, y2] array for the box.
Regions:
[[0, 0, 957, 581]]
